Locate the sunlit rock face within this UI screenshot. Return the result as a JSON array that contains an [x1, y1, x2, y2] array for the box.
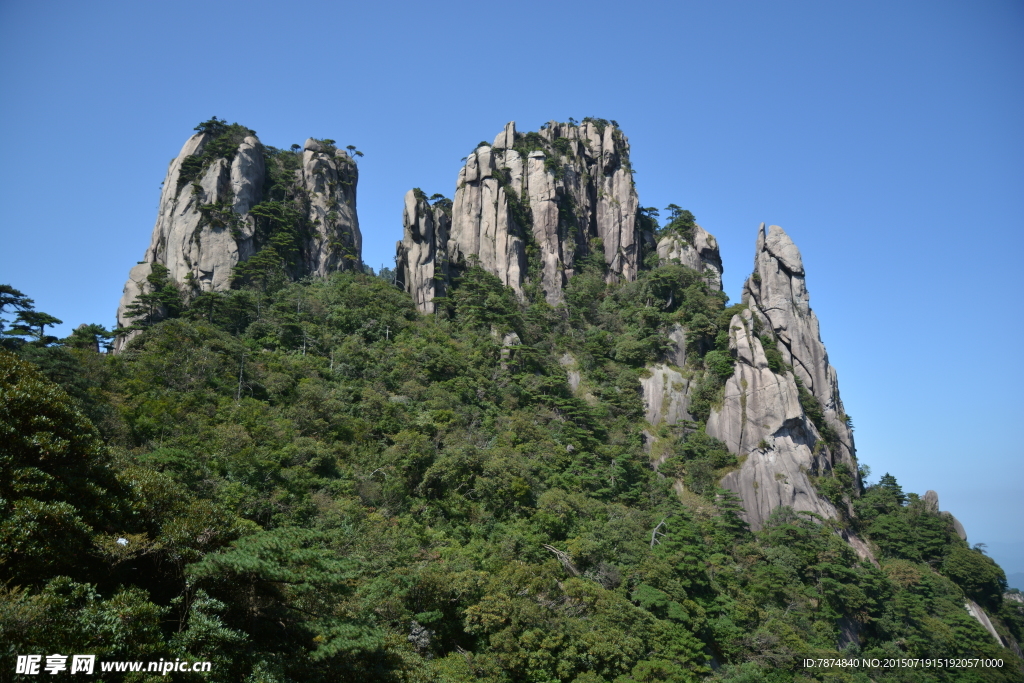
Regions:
[[396, 190, 450, 314], [708, 308, 839, 530], [115, 130, 361, 351], [407, 120, 647, 307], [742, 223, 857, 481]]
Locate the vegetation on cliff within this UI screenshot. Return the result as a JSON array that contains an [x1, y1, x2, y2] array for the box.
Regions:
[[2, 259, 1021, 681]]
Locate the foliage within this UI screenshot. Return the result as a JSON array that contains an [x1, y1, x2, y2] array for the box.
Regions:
[[3, 271, 1021, 682], [119, 263, 183, 333], [178, 118, 256, 189]]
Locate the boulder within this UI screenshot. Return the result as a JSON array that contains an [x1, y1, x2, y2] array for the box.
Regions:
[[656, 224, 723, 290]]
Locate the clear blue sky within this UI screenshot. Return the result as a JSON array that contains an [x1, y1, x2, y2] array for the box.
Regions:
[[1, 1, 1022, 579]]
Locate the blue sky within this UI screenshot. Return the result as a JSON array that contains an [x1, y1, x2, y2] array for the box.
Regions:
[[1, 1, 1022, 579]]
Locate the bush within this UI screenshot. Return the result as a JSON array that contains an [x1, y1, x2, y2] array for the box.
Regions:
[[704, 350, 734, 379]]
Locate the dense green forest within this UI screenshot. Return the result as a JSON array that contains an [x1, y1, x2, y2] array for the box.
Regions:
[[2, 247, 1022, 681]]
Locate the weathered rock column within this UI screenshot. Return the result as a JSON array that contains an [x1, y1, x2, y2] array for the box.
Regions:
[[396, 190, 450, 313]]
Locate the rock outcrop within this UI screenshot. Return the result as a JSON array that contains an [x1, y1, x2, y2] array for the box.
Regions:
[[297, 138, 361, 277], [641, 365, 692, 428], [708, 309, 839, 529], [965, 599, 1005, 646], [924, 490, 969, 541], [398, 119, 648, 307], [657, 224, 723, 290], [743, 224, 857, 481], [395, 190, 450, 313], [115, 126, 361, 350]]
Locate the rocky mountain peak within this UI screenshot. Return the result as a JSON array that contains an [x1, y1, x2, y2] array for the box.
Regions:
[[743, 223, 858, 481], [397, 119, 649, 310], [114, 122, 362, 350], [395, 189, 450, 314]]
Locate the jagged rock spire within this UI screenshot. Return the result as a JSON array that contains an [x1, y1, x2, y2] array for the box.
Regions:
[[703, 223, 860, 531], [708, 308, 839, 529], [743, 223, 857, 479], [399, 119, 648, 307], [395, 190, 450, 314], [114, 126, 361, 351]]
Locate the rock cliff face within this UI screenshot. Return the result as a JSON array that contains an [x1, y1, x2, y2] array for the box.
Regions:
[[656, 225, 723, 290], [397, 120, 647, 307], [743, 224, 857, 479], [708, 308, 839, 529], [297, 138, 361, 277], [115, 127, 361, 350], [395, 190, 450, 314], [689, 224, 861, 530], [635, 232, 855, 536]]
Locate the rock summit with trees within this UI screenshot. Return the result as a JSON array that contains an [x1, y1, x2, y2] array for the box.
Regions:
[[1, 118, 1020, 682]]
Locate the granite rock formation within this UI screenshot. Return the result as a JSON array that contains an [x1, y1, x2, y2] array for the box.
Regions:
[[115, 127, 361, 350], [641, 365, 692, 429], [657, 224, 723, 290], [743, 224, 857, 480], [395, 190, 450, 313], [925, 490, 968, 541], [297, 138, 361, 277], [708, 308, 839, 529], [398, 120, 647, 307]]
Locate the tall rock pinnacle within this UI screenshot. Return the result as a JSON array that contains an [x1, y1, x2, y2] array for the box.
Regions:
[[114, 123, 361, 350], [708, 308, 840, 529], [397, 119, 649, 310], [395, 190, 450, 314], [744, 223, 857, 478], [706, 224, 859, 530]]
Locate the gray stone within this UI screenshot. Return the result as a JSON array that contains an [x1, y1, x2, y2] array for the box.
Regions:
[[422, 120, 650, 307], [115, 131, 252, 349], [231, 136, 265, 215], [449, 144, 527, 295], [666, 324, 687, 367], [297, 145, 361, 277], [964, 599, 1004, 646], [115, 128, 361, 351], [492, 121, 516, 149], [559, 353, 582, 394], [946, 512, 968, 541], [708, 309, 839, 530], [743, 223, 859, 484], [113, 262, 153, 350], [396, 190, 450, 313], [656, 224, 723, 290], [641, 364, 692, 427], [925, 490, 969, 540]]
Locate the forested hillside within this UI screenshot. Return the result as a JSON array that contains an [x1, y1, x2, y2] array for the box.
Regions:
[[2, 256, 1022, 681]]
